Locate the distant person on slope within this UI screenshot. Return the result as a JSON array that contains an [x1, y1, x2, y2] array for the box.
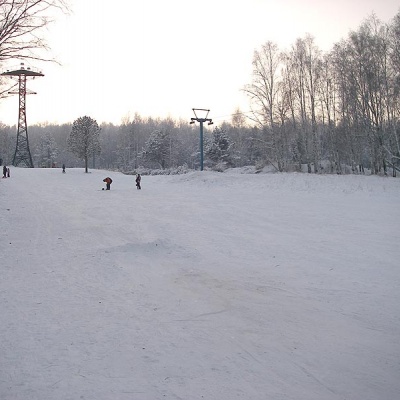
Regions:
[[135, 174, 141, 190], [2, 165, 7, 178], [62, 164, 66, 173], [103, 177, 112, 190]]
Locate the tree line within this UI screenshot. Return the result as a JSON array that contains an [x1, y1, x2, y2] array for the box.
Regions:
[[244, 11, 400, 176], [1, 6, 399, 175], [0, 115, 239, 172]]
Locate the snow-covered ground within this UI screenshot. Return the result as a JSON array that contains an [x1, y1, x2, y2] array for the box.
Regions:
[[0, 167, 399, 400]]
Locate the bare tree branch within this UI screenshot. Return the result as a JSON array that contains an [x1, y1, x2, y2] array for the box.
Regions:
[[0, 0, 70, 62], [0, 0, 70, 98]]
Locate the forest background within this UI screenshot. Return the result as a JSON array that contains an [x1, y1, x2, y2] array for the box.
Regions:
[[1, 10, 400, 176]]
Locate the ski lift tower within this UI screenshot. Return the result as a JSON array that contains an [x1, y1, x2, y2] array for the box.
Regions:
[[1, 63, 44, 167], [190, 108, 213, 171]]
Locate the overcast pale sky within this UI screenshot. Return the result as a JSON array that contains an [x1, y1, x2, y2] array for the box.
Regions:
[[0, 0, 399, 126]]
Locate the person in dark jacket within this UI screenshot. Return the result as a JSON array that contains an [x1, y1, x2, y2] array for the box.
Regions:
[[2, 165, 7, 178], [103, 177, 112, 190], [135, 174, 141, 190]]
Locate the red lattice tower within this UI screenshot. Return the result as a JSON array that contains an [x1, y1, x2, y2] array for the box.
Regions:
[[1, 63, 44, 167]]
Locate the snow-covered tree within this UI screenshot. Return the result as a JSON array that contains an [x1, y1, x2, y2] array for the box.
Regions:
[[35, 131, 58, 167], [67, 116, 101, 173], [205, 126, 234, 168], [141, 129, 170, 169], [0, 122, 14, 165]]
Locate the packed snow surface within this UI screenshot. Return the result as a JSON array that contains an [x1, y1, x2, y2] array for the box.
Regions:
[[1, 168, 399, 400]]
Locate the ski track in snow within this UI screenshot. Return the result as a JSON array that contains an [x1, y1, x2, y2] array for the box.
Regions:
[[0, 168, 399, 400]]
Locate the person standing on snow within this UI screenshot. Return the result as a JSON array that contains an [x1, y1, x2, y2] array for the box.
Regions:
[[135, 174, 141, 190], [103, 177, 112, 190], [2, 165, 7, 178]]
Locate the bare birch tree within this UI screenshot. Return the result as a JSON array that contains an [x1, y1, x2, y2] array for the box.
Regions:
[[243, 41, 285, 170], [303, 35, 323, 172]]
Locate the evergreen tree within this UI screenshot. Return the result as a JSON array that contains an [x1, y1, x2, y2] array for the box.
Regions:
[[205, 126, 234, 168], [67, 116, 101, 173]]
